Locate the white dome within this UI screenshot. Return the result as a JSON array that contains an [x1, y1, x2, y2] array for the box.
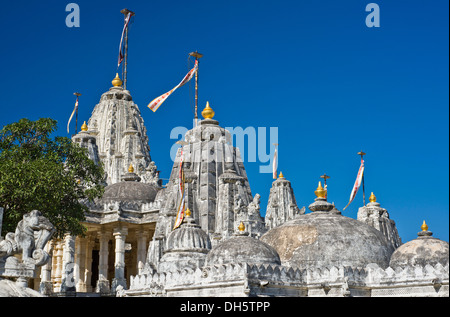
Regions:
[[205, 233, 281, 267], [389, 227, 449, 269], [261, 202, 395, 269]]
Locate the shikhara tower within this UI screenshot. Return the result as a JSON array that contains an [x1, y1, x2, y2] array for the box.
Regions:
[[87, 74, 160, 186], [146, 101, 267, 271]]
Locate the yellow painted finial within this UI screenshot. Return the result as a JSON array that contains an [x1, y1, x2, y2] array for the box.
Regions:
[[314, 181, 327, 198], [279, 171, 284, 179], [421, 220, 428, 232], [81, 121, 88, 132], [128, 164, 134, 173], [201, 101, 215, 119], [369, 192, 377, 203], [238, 222, 245, 232], [185, 208, 191, 217], [112, 73, 123, 87]]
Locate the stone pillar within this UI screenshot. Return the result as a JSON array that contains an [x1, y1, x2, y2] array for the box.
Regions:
[[216, 170, 242, 240], [146, 236, 163, 272], [184, 162, 198, 222], [60, 234, 76, 294], [52, 240, 64, 292], [84, 236, 93, 292], [39, 240, 54, 295], [75, 237, 87, 292], [216, 177, 233, 238], [198, 141, 217, 234], [96, 230, 111, 294], [112, 227, 128, 291], [136, 230, 148, 274], [34, 267, 42, 291]]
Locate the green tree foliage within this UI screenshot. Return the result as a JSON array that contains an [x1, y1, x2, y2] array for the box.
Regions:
[[0, 118, 104, 237]]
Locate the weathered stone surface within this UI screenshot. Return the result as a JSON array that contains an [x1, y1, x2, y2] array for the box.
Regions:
[[390, 230, 449, 269], [0, 210, 54, 265], [0, 279, 43, 297], [265, 175, 303, 230], [205, 234, 280, 267], [101, 180, 159, 203], [159, 215, 211, 273], [357, 200, 402, 248], [0, 210, 55, 297], [72, 130, 101, 166], [146, 117, 265, 271], [86, 85, 160, 186], [261, 211, 395, 269]]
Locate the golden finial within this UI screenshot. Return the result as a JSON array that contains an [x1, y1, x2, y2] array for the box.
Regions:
[[81, 121, 88, 132], [278, 171, 285, 179], [128, 164, 134, 173], [201, 101, 215, 119], [185, 208, 192, 217], [238, 222, 245, 232], [314, 181, 327, 199], [421, 220, 428, 232], [112, 73, 123, 87], [369, 192, 377, 203]]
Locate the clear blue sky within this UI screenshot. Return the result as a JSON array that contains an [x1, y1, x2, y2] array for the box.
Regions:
[[0, 0, 448, 243]]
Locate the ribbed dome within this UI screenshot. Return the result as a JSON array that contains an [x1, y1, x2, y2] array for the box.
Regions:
[[166, 216, 211, 252], [389, 226, 449, 269], [101, 181, 159, 203], [205, 234, 281, 267], [158, 214, 211, 273], [261, 211, 395, 269]]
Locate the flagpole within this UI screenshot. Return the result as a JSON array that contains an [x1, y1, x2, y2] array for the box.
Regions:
[[320, 173, 330, 187], [273, 143, 279, 179], [189, 51, 203, 126], [120, 9, 135, 90], [320, 173, 330, 199], [74, 92, 81, 134], [357, 151, 367, 206]]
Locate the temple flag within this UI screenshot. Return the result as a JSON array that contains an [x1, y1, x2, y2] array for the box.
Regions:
[[173, 150, 186, 230], [148, 60, 198, 112], [67, 96, 79, 134], [118, 12, 132, 68], [273, 147, 278, 179], [343, 159, 365, 210]]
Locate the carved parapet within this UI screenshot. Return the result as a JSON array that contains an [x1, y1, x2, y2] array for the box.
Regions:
[[365, 262, 449, 296], [141, 201, 161, 212], [126, 261, 449, 297], [128, 271, 167, 296], [365, 262, 449, 285]]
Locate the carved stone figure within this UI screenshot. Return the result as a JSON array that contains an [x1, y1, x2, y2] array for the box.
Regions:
[[0, 210, 55, 265], [248, 194, 261, 216], [1, 210, 55, 296]]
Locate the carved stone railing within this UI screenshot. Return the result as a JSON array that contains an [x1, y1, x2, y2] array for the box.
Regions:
[[125, 260, 449, 297]]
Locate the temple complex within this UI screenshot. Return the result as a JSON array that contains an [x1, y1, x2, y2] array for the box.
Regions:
[[1, 72, 448, 297]]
